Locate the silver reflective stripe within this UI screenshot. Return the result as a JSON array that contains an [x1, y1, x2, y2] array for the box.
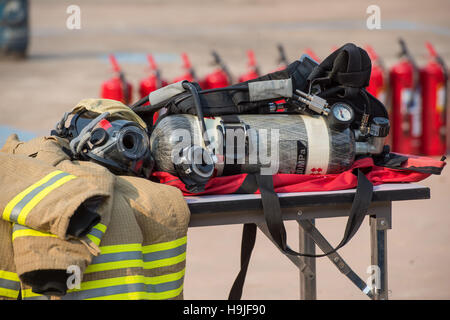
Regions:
[[89, 243, 187, 265], [62, 278, 184, 300], [24, 295, 50, 300], [63, 283, 145, 300], [0, 278, 20, 291], [88, 228, 104, 239], [12, 224, 28, 232], [143, 243, 186, 262], [147, 277, 184, 293], [91, 251, 143, 264], [9, 172, 71, 223]]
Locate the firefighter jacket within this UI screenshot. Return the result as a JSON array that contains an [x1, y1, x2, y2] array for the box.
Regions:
[[0, 134, 190, 300]]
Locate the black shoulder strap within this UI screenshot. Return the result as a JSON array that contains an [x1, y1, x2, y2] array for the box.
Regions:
[[308, 43, 372, 89], [228, 169, 373, 300]]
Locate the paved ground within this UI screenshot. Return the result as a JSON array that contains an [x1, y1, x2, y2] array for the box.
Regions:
[[0, 0, 449, 299]]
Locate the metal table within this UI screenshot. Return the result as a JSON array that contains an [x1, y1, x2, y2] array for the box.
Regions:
[[186, 183, 430, 300]]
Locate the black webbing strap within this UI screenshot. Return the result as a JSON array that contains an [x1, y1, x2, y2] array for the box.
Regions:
[[228, 223, 257, 300], [221, 115, 248, 176], [228, 169, 373, 300]]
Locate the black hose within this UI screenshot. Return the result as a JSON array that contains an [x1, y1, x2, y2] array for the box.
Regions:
[[398, 38, 420, 110], [131, 84, 249, 110], [130, 96, 149, 109], [212, 50, 234, 84], [182, 82, 211, 148]]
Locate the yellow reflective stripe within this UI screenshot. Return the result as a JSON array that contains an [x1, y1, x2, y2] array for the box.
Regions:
[[88, 291, 147, 300], [71, 269, 186, 292], [86, 223, 107, 246], [0, 287, 19, 298], [67, 270, 185, 300], [12, 228, 57, 241], [85, 238, 187, 273], [86, 234, 101, 246], [22, 289, 50, 300], [144, 252, 186, 270], [99, 243, 142, 254], [146, 284, 183, 300], [87, 285, 184, 300], [142, 236, 187, 254], [0, 270, 20, 299], [2, 170, 63, 221], [84, 260, 144, 274], [16, 174, 76, 225], [70, 275, 143, 291], [22, 288, 43, 298], [0, 270, 20, 282], [146, 268, 185, 285], [97, 237, 187, 255], [93, 223, 107, 233]]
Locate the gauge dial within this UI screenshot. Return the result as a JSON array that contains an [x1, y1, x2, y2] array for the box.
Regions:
[[327, 102, 355, 130], [331, 103, 354, 122]]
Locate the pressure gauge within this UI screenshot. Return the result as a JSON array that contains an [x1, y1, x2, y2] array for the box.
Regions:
[[327, 102, 354, 130]]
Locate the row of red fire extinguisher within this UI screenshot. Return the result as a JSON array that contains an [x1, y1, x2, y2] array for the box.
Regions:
[[100, 49, 265, 125], [100, 49, 263, 104], [367, 39, 448, 156], [100, 40, 448, 156]]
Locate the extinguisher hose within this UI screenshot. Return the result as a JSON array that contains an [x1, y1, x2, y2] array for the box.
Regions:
[[277, 43, 289, 67], [212, 51, 234, 84], [398, 38, 420, 109], [155, 70, 163, 89], [119, 72, 129, 105]]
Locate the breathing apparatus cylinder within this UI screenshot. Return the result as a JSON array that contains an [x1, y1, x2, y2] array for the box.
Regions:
[[150, 112, 388, 192], [139, 44, 391, 192]]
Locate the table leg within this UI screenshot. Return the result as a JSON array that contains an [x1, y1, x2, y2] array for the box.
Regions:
[[299, 219, 317, 300], [369, 203, 391, 300]]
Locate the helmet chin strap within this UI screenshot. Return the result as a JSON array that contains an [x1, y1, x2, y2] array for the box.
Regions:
[[69, 112, 110, 156]]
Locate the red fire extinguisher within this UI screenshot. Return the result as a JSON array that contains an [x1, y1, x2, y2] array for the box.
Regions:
[[420, 42, 448, 156], [238, 50, 260, 82], [138, 54, 168, 124], [173, 52, 200, 84], [365, 45, 391, 146], [365, 45, 387, 105], [100, 54, 133, 105], [389, 38, 422, 154], [139, 54, 168, 99], [202, 51, 232, 89]]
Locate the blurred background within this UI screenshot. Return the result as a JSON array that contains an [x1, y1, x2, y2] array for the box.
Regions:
[[0, 0, 449, 299]]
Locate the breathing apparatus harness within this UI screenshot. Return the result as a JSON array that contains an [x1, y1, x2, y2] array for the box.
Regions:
[[131, 43, 393, 299]]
